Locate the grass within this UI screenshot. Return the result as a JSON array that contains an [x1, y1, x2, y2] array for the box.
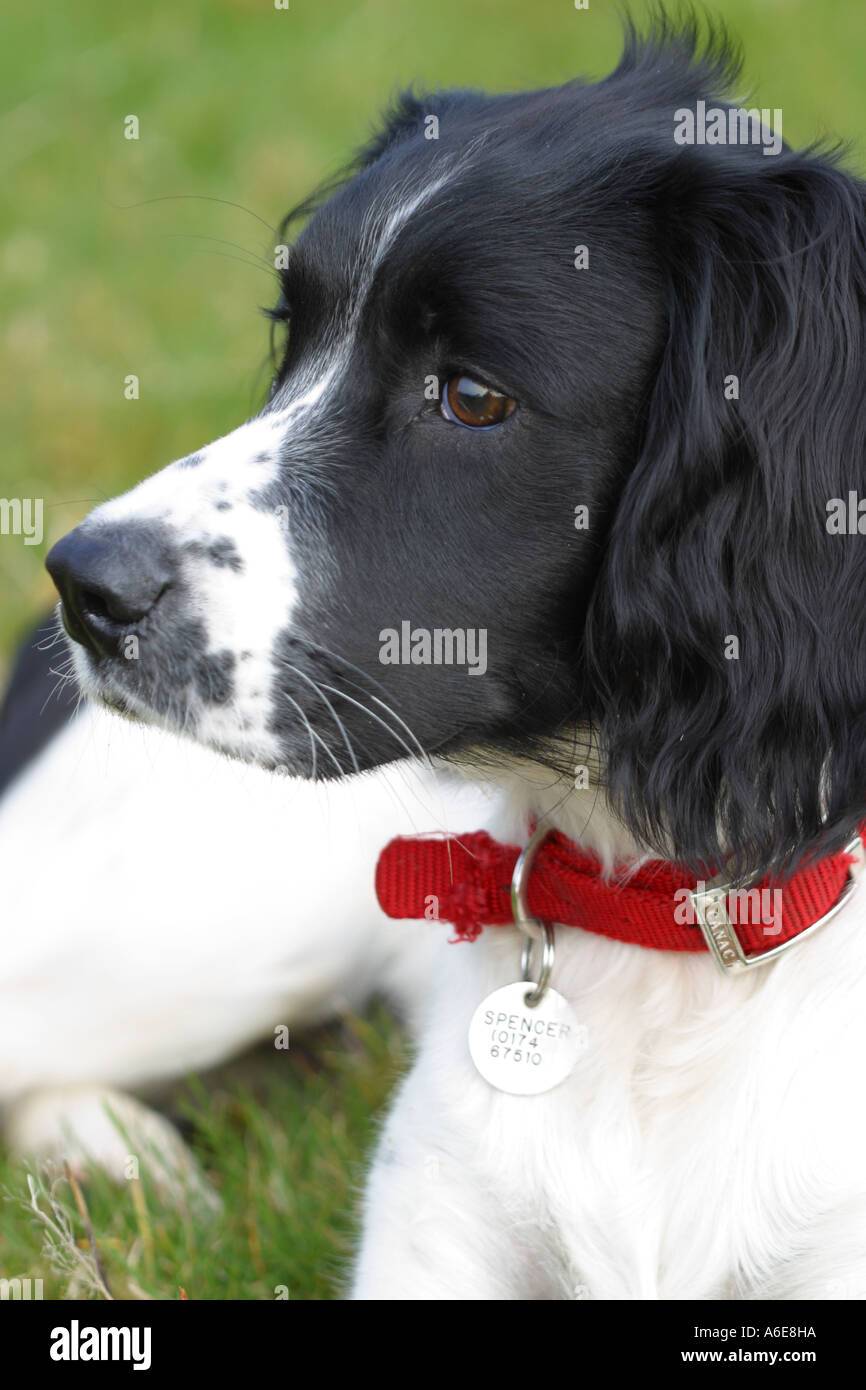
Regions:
[[0, 1008, 406, 1300], [3, 0, 866, 1299]]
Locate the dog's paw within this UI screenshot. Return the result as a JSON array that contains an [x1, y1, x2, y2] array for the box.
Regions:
[[4, 1085, 220, 1215]]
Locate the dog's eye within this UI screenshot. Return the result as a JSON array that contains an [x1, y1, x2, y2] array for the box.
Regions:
[[441, 375, 517, 429]]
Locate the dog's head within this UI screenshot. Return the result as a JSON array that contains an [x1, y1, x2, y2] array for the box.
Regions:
[[47, 17, 866, 880]]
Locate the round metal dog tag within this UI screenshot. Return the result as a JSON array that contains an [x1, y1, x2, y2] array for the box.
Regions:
[[468, 981, 584, 1096]]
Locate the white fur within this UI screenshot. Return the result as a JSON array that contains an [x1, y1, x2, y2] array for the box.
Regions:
[[0, 702, 493, 1177]]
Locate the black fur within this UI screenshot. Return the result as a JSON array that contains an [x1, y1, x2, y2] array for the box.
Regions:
[[277, 12, 866, 880]]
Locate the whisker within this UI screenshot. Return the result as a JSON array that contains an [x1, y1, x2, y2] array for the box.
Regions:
[[281, 689, 317, 781], [316, 682, 421, 766], [297, 639, 437, 768], [280, 689, 345, 778], [298, 639, 468, 873], [156, 233, 273, 269], [368, 693, 437, 772], [281, 662, 361, 775], [300, 638, 400, 703], [161, 246, 274, 278], [41, 666, 76, 716], [45, 497, 110, 509], [36, 626, 67, 653], [106, 192, 277, 234]]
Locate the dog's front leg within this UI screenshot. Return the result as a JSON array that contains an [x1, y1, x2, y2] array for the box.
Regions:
[[350, 1072, 548, 1300]]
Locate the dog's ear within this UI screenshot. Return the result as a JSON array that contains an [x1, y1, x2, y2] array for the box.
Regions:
[[585, 146, 866, 880]]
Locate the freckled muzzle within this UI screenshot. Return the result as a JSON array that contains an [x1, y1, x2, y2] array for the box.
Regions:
[[45, 496, 270, 755]]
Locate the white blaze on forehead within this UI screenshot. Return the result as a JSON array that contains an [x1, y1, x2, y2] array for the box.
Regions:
[[266, 155, 470, 425]]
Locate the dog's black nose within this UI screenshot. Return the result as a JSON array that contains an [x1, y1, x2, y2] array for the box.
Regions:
[[46, 522, 175, 656]]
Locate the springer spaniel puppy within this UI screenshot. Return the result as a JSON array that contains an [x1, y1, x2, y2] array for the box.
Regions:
[[43, 17, 866, 1298]]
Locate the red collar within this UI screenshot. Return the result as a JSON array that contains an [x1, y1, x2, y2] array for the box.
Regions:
[[375, 827, 865, 971]]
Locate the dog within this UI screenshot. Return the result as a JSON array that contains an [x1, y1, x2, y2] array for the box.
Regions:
[[40, 13, 866, 1298]]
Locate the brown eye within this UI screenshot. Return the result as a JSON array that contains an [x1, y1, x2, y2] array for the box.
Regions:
[[441, 375, 517, 429]]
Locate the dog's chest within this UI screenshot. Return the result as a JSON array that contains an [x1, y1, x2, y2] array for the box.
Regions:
[[418, 914, 866, 1299]]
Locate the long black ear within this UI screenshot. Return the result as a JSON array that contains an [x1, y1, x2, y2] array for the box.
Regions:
[[585, 143, 866, 880]]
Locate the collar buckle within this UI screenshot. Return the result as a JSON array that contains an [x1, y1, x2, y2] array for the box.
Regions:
[[691, 835, 864, 973]]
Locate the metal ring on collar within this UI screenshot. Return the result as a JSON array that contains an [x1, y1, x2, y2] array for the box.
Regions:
[[510, 823, 554, 944], [520, 921, 555, 1007]]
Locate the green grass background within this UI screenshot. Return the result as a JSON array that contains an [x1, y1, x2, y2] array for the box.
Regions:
[[1, 0, 866, 1299]]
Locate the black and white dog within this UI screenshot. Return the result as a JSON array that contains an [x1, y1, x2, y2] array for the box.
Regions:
[[27, 15, 866, 1296]]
